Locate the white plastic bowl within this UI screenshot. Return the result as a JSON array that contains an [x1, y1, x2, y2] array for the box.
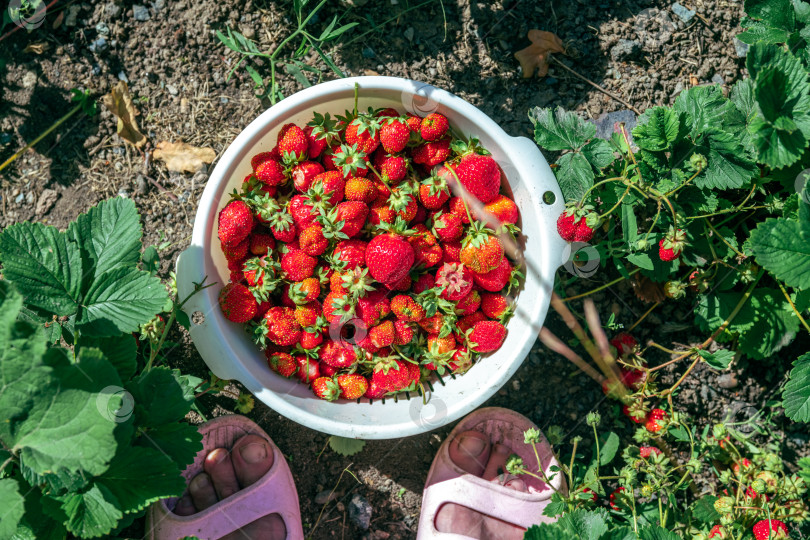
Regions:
[[176, 76, 566, 439]]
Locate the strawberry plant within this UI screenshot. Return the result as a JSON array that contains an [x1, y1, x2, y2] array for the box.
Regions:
[[0, 198, 208, 538], [532, 6, 810, 422]]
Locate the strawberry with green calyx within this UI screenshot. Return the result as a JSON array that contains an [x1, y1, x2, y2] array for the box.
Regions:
[[434, 262, 474, 301], [460, 221, 504, 274], [324, 291, 356, 324], [307, 112, 341, 150], [556, 204, 599, 243], [332, 239, 368, 270], [289, 193, 319, 230], [266, 351, 298, 378], [422, 336, 456, 373], [365, 219, 415, 285], [243, 256, 281, 303], [356, 289, 392, 327], [483, 194, 519, 225], [480, 292, 512, 320], [444, 153, 502, 204], [639, 446, 662, 459], [664, 280, 686, 299], [454, 290, 481, 316], [645, 408, 668, 433], [432, 211, 464, 242], [263, 306, 301, 347], [309, 170, 345, 207], [609, 333, 637, 358], [291, 160, 325, 192], [420, 112, 449, 141], [468, 320, 506, 353], [391, 294, 426, 322], [266, 209, 296, 243], [337, 374, 369, 400], [379, 117, 411, 153], [331, 201, 369, 238], [345, 113, 381, 154], [371, 357, 412, 392], [294, 354, 321, 383], [448, 346, 473, 374], [287, 277, 320, 305], [408, 224, 444, 268], [344, 176, 377, 204], [622, 402, 647, 424], [254, 158, 286, 186], [752, 519, 789, 540], [412, 139, 451, 167], [419, 171, 451, 209], [312, 376, 341, 401], [293, 301, 321, 328], [218, 200, 254, 246], [609, 487, 629, 511], [449, 136, 490, 159], [246, 192, 281, 225], [277, 123, 309, 163], [332, 143, 370, 179], [218, 282, 258, 323], [387, 185, 419, 222], [393, 319, 414, 345], [373, 151, 407, 184], [299, 223, 329, 256], [339, 266, 376, 299], [659, 227, 686, 262]]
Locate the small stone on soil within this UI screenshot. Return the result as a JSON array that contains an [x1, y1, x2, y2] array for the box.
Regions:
[[36, 189, 59, 216], [315, 490, 337, 505], [733, 38, 750, 58], [133, 5, 150, 21], [671, 2, 696, 23], [105, 2, 122, 19], [349, 493, 372, 530], [22, 71, 37, 89], [610, 39, 641, 62], [717, 373, 738, 389]]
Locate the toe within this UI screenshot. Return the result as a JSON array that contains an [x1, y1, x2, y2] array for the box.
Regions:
[[503, 477, 527, 491], [188, 473, 218, 510], [173, 494, 196, 516], [482, 443, 512, 481], [448, 430, 491, 476], [204, 448, 241, 500], [221, 514, 287, 540], [231, 434, 275, 488]]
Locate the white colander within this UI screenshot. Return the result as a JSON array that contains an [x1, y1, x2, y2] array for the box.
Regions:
[[176, 76, 566, 439]]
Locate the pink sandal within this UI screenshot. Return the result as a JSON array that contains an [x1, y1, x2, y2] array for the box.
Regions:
[[417, 407, 567, 538], [147, 415, 304, 540]]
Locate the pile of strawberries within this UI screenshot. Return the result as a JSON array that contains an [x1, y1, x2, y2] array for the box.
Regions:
[[216, 102, 523, 401]]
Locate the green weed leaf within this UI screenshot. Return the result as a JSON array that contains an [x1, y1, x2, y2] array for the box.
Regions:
[[56, 483, 122, 538], [783, 352, 810, 422], [328, 435, 366, 456], [697, 349, 735, 370], [136, 422, 203, 470], [126, 367, 196, 428]]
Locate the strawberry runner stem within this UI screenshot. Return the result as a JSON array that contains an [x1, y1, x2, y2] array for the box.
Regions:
[[0, 103, 83, 174], [778, 280, 810, 334], [560, 268, 640, 303]]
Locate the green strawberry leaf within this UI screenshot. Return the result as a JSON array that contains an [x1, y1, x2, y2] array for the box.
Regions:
[[692, 495, 721, 523], [556, 508, 610, 539], [672, 85, 737, 137], [598, 431, 620, 466], [328, 435, 366, 456], [783, 352, 810, 422], [632, 107, 682, 152], [749, 217, 810, 289], [524, 523, 570, 540], [136, 422, 203, 470], [581, 138, 615, 170], [67, 197, 143, 283], [639, 526, 681, 540], [19, 456, 90, 495], [695, 288, 798, 359], [738, 0, 795, 44], [75, 267, 168, 337], [77, 334, 138, 382], [126, 367, 196, 428], [97, 446, 186, 514], [697, 349, 735, 370], [11, 482, 67, 540], [0, 478, 25, 539], [0, 222, 83, 316], [554, 152, 595, 202], [55, 483, 122, 538], [530, 106, 595, 152], [691, 129, 757, 190]]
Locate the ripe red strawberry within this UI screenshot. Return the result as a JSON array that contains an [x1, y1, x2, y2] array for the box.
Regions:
[[333, 239, 368, 270], [610, 333, 637, 357], [335, 201, 370, 238], [369, 320, 396, 348], [405, 113, 422, 132], [409, 229, 443, 268], [472, 256, 512, 292], [556, 206, 598, 242], [435, 262, 474, 301], [366, 229, 415, 285], [332, 144, 370, 179], [448, 196, 471, 224], [645, 408, 668, 433], [376, 107, 401, 118], [483, 194, 519, 224], [251, 151, 276, 170], [420, 113, 449, 141], [321, 340, 358, 368], [289, 194, 318, 230], [391, 295, 426, 322], [277, 123, 309, 161], [752, 519, 789, 540], [295, 355, 321, 383], [312, 376, 340, 401], [337, 374, 369, 400], [323, 290, 352, 324], [387, 272, 412, 291], [460, 224, 504, 274], [299, 224, 328, 256], [344, 177, 377, 204], [254, 159, 286, 185], [622, 403, 647, 424], [218, 282, 258, 323], [379, 118, 411, 153], [457, 311, 487, 334], [263, 306, 301, 346], [294, 301, 321, 327], [455, 290, 481, 316], [412, 139, 451, 167], [442, 240, 462, 264], [469, 320, 507, 353], [369, 200, 397, 227], [364, 379, 388, 399], [412, 272, 436, 294], [418, 312, 446, 334], [733, 458, 752, 475], [481, 292, 509, 319], [267, 211, 296, 243], [448, 346, 473, 373], [303, 125, 327, 159], [373, 152, 407, 184], [266, 351, 297, 378], [580, 488, 598, 502], [356, 289, 392, 327], [394, 319, 414, 345], [609, 487, 627, 511], [292, 160, 325, 192], [428, 333, 456, 354], [639, 446, 661, 458], [345, 116, 380, 154], [371, 358, 411, 391], [432, 212, 463, 242], [319, 362, 339, 377], [300, 329, 323, 349], [310, 171, 346, 206], [281, 250, 317, 281], [446, 154, 501, 204], [419, 173, 451, 209], [708, 525, 726, 539], [248, 233, 275, 256], [218, 200, 253, 246], [659, 228, 686, 262], [222, 238, 249, 261]]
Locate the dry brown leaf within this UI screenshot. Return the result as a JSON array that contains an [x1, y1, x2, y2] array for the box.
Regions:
[[153, 141, 216, 173], [102, 81, 147, 148], [514, 30, 565, 79], [689, 74, 699, 86], [24, 42, 50, 54], [631, 273, 666, 304]]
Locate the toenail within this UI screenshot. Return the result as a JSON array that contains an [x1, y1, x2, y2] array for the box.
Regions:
[[458, 435, 486, 456], [239, 442, 268, 464], [210, 449, 228, 464], [193, 474, 210, 487]]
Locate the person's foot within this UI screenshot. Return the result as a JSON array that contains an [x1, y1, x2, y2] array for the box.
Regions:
[[173, 434, 287, 540], [434, 430, 527, 539]]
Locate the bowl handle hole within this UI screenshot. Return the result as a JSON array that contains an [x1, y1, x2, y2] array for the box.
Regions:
[[542, 191, 556, 205]]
